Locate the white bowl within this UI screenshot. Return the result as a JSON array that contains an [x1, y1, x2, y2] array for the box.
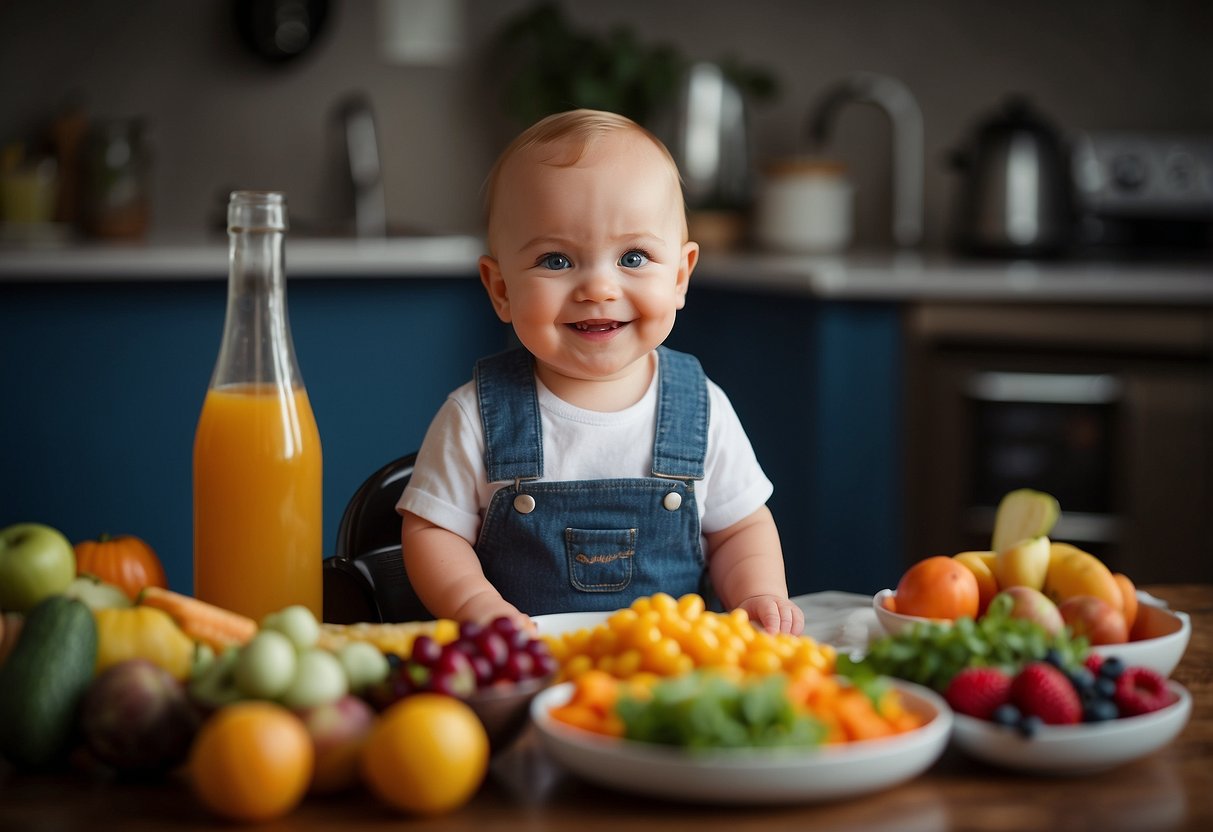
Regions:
[[530, 679, 952, 804], [871, 588, 952, 637], [951, 681, 1191, 774], [1090, 595, 1191, 676], [872, 589, 1190, 676]]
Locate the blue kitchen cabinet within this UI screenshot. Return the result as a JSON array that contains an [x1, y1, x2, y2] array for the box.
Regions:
[[0, 277, 506, 595], [668, 287, 904, 596], [1, 277, 903, 599]]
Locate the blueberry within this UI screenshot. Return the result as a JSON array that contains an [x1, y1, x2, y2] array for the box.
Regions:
[[1018, 715, 1044, 738], [993, 703, 1022, 728], [1043, 648, 1065, 668], [1083, 699, 1119, 722], [1095, 676, 1118, 699], [1068, 667, 1095, 694], [1099, 657, 1125, 680]]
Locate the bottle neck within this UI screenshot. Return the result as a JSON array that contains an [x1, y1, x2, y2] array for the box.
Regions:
[[211, 227, 303, 390]]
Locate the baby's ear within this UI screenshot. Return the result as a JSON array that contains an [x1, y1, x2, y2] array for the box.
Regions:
[[675, 241, 699, 308], [479, 255, 512, 322]]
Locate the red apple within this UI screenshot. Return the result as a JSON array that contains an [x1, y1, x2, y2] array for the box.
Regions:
[[995, 586, 1064, 636], [1059, 595, 1128, 645], [296, 694, 376, 795]]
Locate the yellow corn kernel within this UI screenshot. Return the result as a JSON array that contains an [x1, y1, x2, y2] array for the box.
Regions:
[[563, 653, 594, 681], [650, 592, 678, 614], [683, 626, 722, 665], [614, 649, 643, 678], [589, 626, 619, 659], [624, 618, 662, 652], [743, 648, 783, 675], [676, 593, 706, 619]]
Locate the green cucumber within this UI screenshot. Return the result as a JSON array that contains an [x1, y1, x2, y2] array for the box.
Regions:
[[0, 595, 98, 768]]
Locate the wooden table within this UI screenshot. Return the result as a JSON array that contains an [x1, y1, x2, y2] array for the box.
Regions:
[[2, 584, 1210, 831]]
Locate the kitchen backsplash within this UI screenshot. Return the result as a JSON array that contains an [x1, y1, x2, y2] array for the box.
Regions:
[[1, 0, 1210, 250]]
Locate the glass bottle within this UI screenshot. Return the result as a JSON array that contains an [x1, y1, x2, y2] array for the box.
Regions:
[[193, 191, 323, 621]]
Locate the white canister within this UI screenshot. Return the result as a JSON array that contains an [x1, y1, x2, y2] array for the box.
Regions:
[[755, 159, 853, 254]]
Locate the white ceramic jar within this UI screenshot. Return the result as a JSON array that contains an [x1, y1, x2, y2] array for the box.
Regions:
[[754, 159, 853, 254]]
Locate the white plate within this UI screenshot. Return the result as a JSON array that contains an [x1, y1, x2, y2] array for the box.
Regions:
[[951, 681, 1191, 774], [872, 589, 1191, 676], [530, 679, 952, 804], [532, 610, 610, 637]]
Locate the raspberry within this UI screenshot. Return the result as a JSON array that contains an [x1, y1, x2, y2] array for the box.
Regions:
[[1114, 667, 1176, 717], [945, 667, 1013, 719], [1011, 662, 1082, 725], [1083, 653, 1104, 674]]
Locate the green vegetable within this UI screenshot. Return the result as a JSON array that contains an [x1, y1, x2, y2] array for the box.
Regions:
[[616, 671, 825, 750], [0, 595, 99, 768], [838, 593, 1089, 692]]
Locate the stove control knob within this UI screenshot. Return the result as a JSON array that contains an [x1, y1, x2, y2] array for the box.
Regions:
[[1110, 152, 1147, 192]]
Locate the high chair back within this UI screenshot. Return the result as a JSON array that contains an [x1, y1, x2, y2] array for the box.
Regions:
[[322, 452, 435, 623]]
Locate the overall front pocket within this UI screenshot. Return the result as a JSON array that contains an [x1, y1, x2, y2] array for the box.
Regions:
[[565, 527, 635, 592]]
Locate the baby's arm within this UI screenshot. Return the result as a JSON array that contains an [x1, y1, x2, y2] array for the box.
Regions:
[[401, 511, 532, 630], [705, 505, 804, 635]]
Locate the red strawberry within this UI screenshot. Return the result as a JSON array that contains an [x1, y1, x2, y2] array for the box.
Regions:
[[945, 667, 1013, 719], [1011, 662, 1082, 725], [1114, 667, 1176, 716]]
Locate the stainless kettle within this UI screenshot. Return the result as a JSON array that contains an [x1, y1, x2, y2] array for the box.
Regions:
[[950, 96, 1075, 257]]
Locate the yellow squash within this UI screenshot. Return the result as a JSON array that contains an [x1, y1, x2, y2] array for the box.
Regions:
[[94, 606, 195, 680]]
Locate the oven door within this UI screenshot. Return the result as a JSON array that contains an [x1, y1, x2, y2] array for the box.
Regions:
[[905, 303, 1213, 584]]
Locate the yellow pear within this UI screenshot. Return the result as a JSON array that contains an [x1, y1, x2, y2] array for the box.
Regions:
[[953, 551, 999, 614], [1043, 546, 1123, 611], [991, 489, 1060, 554], [994, 536, 1051, 591]]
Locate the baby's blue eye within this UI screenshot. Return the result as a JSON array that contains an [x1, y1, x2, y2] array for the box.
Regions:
[[619, 250, 649, 268], [539, 253, 572, 270]]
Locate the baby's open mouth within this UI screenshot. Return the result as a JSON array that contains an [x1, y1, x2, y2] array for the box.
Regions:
[[570, 320, 626, 333]]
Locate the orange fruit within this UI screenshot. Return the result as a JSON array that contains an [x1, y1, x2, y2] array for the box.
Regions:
[[361, 693, 489, 816], [1113, 573, 1139, 633], [895, 556, 980, 620], [188, 701, 313, 822]]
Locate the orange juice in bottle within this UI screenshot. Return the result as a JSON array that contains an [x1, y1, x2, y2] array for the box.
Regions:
[[193, 191, 323, 621]]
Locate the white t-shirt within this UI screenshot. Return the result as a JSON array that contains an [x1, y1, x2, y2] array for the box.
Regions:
[[398, 364, 773, 548]]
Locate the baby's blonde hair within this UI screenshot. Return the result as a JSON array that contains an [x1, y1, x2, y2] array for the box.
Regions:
[[483, 109, 687, 238]]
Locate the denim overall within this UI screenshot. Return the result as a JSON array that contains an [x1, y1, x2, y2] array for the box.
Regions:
[[473, 346, 709, 615]]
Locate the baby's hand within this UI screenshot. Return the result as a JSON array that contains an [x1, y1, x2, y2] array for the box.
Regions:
[[737, 595, 805, 636]]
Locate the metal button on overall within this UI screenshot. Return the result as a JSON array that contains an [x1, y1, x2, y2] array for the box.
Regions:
[[663, 492, 683, 511], [513, 493, 536, 514]]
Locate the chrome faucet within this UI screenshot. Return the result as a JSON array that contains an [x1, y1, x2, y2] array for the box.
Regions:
[[334, 93, 388, 238], [805, 72, 924, 248]]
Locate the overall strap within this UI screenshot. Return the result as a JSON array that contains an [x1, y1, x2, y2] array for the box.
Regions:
[[476, 348, 543, 481], [651, 346, 709, 480]]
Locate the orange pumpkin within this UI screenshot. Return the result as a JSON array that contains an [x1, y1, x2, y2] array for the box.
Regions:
[[74, 534, 168, 601]]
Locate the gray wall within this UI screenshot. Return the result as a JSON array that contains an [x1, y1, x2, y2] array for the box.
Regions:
[[2, 0, 1211, 249]]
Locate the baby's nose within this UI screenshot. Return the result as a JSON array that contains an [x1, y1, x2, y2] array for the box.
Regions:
[[575, 266, 621, 302]]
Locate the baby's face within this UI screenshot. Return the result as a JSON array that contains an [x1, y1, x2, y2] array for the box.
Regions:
[[480, 131, 697, 394]]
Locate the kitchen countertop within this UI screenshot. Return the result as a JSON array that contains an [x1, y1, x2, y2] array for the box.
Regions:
[[1, 583, 1209, 832], [1, 235, 1210, 304]]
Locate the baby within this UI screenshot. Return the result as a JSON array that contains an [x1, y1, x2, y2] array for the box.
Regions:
[[398, 109, 803, 635]]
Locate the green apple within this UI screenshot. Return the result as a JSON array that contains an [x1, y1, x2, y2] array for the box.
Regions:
[[63, 574, 132, 611], [991, 489, 1060, 553], [0, 522, 77, 612]]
